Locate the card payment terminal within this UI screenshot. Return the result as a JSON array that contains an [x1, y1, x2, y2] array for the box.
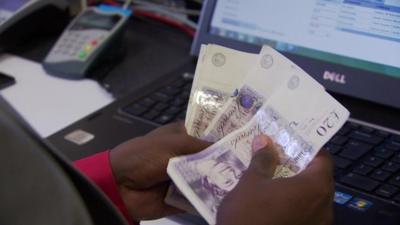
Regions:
[[43, 4, 132, 79]]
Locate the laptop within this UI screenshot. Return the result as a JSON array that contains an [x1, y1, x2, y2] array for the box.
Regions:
[[47, 0, 400, 224]]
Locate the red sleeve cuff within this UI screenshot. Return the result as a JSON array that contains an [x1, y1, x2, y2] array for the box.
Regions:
[[74, 151, 136, 225]]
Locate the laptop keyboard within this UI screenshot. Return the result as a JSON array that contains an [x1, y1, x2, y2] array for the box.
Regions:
[[121, 72, 400, 204], [121, 73, 193, 125], [327, 121, 400, 202]]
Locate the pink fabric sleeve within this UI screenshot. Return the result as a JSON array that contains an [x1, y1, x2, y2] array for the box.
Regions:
[[74, 151, 137, 225]]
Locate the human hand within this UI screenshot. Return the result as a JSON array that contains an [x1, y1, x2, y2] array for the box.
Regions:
[[110, 122, 210, 221], [217, 135, 334, 225]]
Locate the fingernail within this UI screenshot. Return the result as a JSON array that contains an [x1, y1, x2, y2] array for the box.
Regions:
[[252, 135, 268, 151]]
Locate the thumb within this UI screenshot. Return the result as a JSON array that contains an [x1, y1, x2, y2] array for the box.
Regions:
[[246, 135, 279, 179], [217, 135, 280, 224]]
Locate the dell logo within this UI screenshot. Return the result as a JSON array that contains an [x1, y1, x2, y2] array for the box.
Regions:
[[323, 71, 346, 84]]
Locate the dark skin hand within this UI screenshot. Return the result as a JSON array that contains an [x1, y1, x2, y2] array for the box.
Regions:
[[109, 122, 210, 222], [217, 135, 335, 225], [110, 122, 334, 225]]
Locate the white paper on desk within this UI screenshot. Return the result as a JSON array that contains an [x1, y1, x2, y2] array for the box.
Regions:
[[0, 55, 114, 137]]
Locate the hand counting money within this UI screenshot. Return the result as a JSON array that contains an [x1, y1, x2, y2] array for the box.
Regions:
[[168, 44, 257, 213], [166, 44, 349, 224]]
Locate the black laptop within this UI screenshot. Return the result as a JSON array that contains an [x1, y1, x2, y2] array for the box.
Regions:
[[48, 0, 400, 224]]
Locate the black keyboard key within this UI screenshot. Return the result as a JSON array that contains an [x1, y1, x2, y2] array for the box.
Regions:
[[165, 106, 181, 115], [353, 164, 374, 176], [171, 98, 186, 107], [345, 140, 373, 152], [390, 175, 400, 187], [340, 140, 372, 160], [153, 102, 169, 112], [333, 156, 352, 169], [391, 134, 400, 143], [370, 169, 392, 181], [374, 147, 393, 159], [395, 193, 400, 202], [138, 98, 156, 108], [382, 161, 400, 173], [143, 110, 160, 120], [375, 184, 399, 198], [393, 153, 400, 163], [182, 72, 194, 80], [151, 92, 172, 103], [349, 130, 383, 145], [364, 156, 384, 167], [385, 141, 400, 151], [124, 104, 147, 116], [156, 114, 173, 124], [331, 135, 348, 145], [171, 78, 187, 88], [161, 86, 181, 96], [340, 173, 379, 192], [348, 122, 360, 129], [359, 126, 374, 133], [334, 168, 344, 177], [180, 90, 190, 100], [375, 130, 390, 138], [183, 83, 192, 90], [340, 146, 369, 160], [325, 144, 341, 154], [171, 77, 191, 88], [338, 126, 351, 136]]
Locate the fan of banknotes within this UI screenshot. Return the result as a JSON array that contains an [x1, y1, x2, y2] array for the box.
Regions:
[[165, 44, 350, 225]]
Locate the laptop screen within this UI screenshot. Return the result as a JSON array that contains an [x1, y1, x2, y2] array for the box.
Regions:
[[192, 0, 400, 109]]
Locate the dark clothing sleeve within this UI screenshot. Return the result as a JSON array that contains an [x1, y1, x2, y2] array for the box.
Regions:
[[0, 96, 129, 225]]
